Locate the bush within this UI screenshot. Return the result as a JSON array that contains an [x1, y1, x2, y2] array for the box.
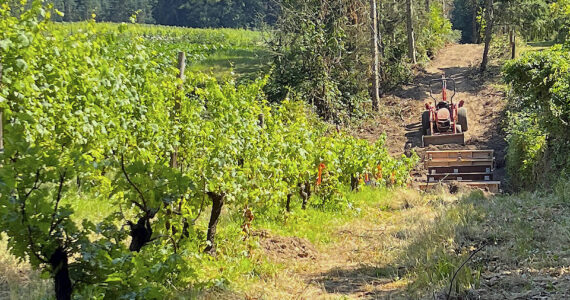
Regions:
[[505, 112, 547, 190], [417, 4, 461, 60], [503, 45, 570, 189]]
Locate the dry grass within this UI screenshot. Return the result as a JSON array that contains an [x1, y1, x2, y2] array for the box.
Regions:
[[240, 182, 570, 299], [0, 237, 51, 300], [238, 187, 467, 299]]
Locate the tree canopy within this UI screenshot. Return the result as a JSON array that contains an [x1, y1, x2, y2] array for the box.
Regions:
[[49, 0, 278, 27]]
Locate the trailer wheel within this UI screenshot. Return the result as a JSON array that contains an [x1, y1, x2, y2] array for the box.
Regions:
[[458, 107, 468, 132], [422, 111, 430, 135]]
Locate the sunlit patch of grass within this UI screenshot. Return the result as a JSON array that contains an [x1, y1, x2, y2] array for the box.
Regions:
[[62, 189, 119, 225], [522, 41, 558, 52], [189, 48, 272, 81], [255, 201, 353, 246]]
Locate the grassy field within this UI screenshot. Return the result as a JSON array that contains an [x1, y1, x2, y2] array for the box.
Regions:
[[50, 22, 272, 80], [3, 178, 570, 299]]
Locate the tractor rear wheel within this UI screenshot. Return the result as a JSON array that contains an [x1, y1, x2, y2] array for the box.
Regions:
[[422, 111, 430, 135], [458, 107, 468, 132]]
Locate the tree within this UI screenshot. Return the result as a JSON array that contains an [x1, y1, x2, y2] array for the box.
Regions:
[[63, 0, 75, 21], [472, 0, 480, 43], [266, 0, 370, 122], [370, 0, 380, 110], [406, 0, 417, 64], [480, 0, 493, 71]]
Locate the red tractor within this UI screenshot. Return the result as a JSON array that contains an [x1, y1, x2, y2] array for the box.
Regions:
[[422, 76, 468, 147]]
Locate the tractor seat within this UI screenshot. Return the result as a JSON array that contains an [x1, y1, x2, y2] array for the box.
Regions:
[[436, 101, 449, 110]]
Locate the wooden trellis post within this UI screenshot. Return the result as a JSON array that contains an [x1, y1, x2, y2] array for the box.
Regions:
[[170, 52, 185, 169]]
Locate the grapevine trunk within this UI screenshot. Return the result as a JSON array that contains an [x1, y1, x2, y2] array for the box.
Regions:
[[205, 192, 225, 255], [49, 246, 72, 300], [128, 216, 153, 252]]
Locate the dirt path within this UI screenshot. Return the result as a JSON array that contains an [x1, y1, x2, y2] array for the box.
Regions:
[[356, 43, 508, 183], [246, 45, 512, 299]]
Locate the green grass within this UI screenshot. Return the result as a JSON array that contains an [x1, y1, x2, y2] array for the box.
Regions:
[[520, 40, 560, 53], [188, 48, 272, 81], [5, 180, 570, 299], [52, 22, 271, 80]]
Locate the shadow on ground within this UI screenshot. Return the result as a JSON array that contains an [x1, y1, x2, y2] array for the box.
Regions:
[[310, 265, 408, 299]]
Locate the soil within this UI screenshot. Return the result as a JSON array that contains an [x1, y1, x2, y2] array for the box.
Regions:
[[354, 44, 508, 186], [253, 230, 318, 261]]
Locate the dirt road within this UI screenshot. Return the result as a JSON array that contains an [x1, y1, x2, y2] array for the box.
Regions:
[[357, 43, 508, 183]]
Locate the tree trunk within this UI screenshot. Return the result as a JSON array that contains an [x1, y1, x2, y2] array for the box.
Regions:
[[205, 192, 225, 255], [0, 62, 3, 154], [471, 0, 479, 43], [299, 181, 310, 210], [370, 0, 380, 111], [350, 175, 360, 191], [510, 28, 516, 59], [406, 0, 417, 64], [378, 1, 386, 82], [49, 247, 72, 300], [480, 0, 494, 72], [286, 193, 292, 212], [63, 0, 73, 22]]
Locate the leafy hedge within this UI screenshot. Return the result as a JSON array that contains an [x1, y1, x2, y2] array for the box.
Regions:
[[503, 44, 570, 189]]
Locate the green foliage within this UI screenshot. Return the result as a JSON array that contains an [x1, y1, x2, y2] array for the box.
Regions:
[[452, 0, 569, 45], [503, 46, 570, 139], [452, 0, 482, 43], [265, 0, 369, 122], [154, 0, 278, 28], [504, 113, 547, 190], [550, 0, 570, 41], [0, 1, 418, 298], [266, 0, 458, 122], [503, 45, 570, 189], [417, 4, 461, 60], [48, 0, 278, 28]]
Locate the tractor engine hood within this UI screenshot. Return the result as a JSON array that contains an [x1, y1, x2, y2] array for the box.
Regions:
[[437, 108, 450, 120]]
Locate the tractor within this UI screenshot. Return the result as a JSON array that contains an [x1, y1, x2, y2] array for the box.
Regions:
[[422, 76, 468, 147]]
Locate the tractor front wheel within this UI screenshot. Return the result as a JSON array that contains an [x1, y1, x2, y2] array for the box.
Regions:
[[422, 111, 430, 135], [458, 107, 468, 132]]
